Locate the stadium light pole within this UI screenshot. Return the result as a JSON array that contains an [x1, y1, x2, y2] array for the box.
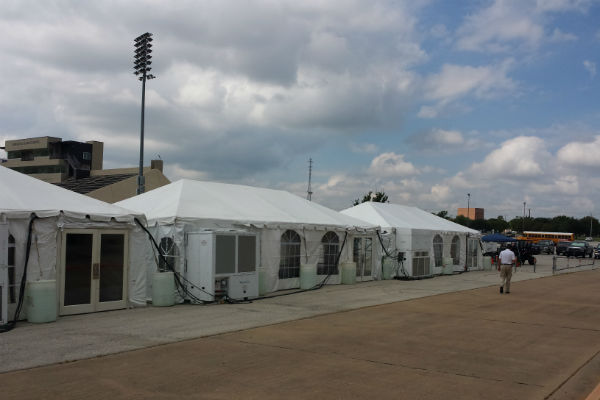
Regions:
[[133, 32, 156, 195], [467, 193, 471, 221]]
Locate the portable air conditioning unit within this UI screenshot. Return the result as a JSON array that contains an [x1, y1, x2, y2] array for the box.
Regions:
[[411, 251, 431, 277], [185, 232, 259, 303]]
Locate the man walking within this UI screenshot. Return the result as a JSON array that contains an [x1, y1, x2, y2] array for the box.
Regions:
[[499, 245, 516, 294]]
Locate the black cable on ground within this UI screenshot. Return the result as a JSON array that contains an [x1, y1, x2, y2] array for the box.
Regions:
[[1, 215, 37, 333]]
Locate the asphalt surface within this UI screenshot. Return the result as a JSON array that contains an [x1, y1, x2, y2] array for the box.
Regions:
[[1, 257, 600, 399]]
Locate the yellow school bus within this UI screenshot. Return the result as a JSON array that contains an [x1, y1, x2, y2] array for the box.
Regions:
[[517, 231, 574, 244]]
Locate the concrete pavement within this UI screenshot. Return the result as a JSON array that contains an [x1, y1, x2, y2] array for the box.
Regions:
[[1, 256, 599, 399]]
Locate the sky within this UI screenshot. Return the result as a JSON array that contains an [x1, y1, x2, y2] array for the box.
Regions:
[[1, 0, 599, 219]]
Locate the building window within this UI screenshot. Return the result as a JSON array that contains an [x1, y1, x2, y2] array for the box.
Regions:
[[451, 235, 460, 265], [433, 235, 443, 267], [158, 237, 178, 271], [279, 230, 301, 279], [318, 231, 339, 275], [8, 234, 16, 303], [82, 152, 91, 160]]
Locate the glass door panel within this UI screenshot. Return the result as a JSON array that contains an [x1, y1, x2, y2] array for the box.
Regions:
[[64, 233, 93, 306], [99, 234, 125, 303], [353, 238, 362, 277], [364, 238, 372, 277]]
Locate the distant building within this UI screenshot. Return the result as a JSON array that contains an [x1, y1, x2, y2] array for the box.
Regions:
[[2, 136, 170, 203], [457, 207, 484, 220], [2, 136, 103, 183], [56, 160, 170, 203]]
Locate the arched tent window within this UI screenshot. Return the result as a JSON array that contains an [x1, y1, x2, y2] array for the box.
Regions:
[[158, 237, 178, 271], [451, 235, 460, 265], [318, 231, 339, 275], [433, 234, 443, 267], [8, 234, 16, 303], [279, 230, 301, 279]]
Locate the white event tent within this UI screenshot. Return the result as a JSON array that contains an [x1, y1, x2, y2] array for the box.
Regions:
[[341, 202, 481, 277], [0, 166, 150, 324], [116, 179, 378, 299]]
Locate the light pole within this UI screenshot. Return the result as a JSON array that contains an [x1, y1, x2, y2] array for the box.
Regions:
[[467, 193, 471, 221], [134, 32, 156, 195]]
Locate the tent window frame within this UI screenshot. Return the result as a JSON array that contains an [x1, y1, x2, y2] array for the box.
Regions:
[[318, 231, 339, 275], [451, 235, 460, 265], [158, 237, 178, 272], [433, 234, 444, 267], [279, 230, 301, 279]]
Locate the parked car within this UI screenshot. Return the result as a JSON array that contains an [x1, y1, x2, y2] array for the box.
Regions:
[[556, 241, 572, 256], [585, 237, 593, 241], [534, 240, 555, 254], [566, 241, 594, 258], [594, 244, 600, 259]]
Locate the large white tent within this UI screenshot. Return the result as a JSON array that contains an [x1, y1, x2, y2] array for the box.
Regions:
[[0, 166, 150, 324], [117, 179, 378, 300], [341, 203, 481, 277]]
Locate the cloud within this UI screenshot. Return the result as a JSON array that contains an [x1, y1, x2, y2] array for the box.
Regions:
[[349, 142, 378, 154], [456, 1, 545, 52], [424, 61, 516, 101], [557, 135, 600, 167], [418, 61, 516, 118], [468, 136, 551, 179], [583, 60, 596, 77], [548, 28, 578, 42], [368, 152, 419, 177], [408, 128, 486, 152], [456, 0, 590, 52]]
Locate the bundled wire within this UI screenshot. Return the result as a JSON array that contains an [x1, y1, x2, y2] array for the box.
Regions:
[[1, 215, 37, 333], [135, 218, 215, 304]]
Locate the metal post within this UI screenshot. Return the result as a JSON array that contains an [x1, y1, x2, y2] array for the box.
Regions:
[[133, 32, 155, 195], [137, 70, 146, 195], [552, 255, 556, 275]]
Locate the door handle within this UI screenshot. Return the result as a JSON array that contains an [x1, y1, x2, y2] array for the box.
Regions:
[[93, 263, 100, 279]]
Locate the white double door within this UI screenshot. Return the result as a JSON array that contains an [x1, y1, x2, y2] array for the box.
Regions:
[[353, 237, 373, 281], [60, 230, 128, 315]]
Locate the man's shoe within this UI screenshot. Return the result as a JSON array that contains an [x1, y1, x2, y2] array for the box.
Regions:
[[506, 291, 510, 294], [500, 287, 503, 294]]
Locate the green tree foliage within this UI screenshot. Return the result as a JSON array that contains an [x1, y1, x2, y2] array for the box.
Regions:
[[450, 213, 598, 237], [352, 191, 389, 206], [435, 210, 449, 219]]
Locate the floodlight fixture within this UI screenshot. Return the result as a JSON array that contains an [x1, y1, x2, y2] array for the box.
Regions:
[[133, 32, 156, 195]]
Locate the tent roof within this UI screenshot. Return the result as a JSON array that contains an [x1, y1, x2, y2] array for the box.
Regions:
[[481, 233, 517, 242], [0, 166, 143, 222], [340, 202, 479, 234], [116, 179, 376, 230]]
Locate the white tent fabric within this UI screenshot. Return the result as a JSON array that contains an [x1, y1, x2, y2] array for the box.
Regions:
[[0, 165, 140, 221], [341, 203, 481, 276], [117, 179, 375, 229], [340, 202, 479, 234], [0, 166, 149, 320], [117, 180, 379, 296]]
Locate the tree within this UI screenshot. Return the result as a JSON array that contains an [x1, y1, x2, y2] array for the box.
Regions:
[[435, 210, 449, 219], [352, 191, 389, 206]]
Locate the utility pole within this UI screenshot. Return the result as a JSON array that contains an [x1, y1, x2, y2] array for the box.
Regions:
[[133, 32, 156, 195], [306, 158, 313, 201], [523, 202, 526, 233]]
